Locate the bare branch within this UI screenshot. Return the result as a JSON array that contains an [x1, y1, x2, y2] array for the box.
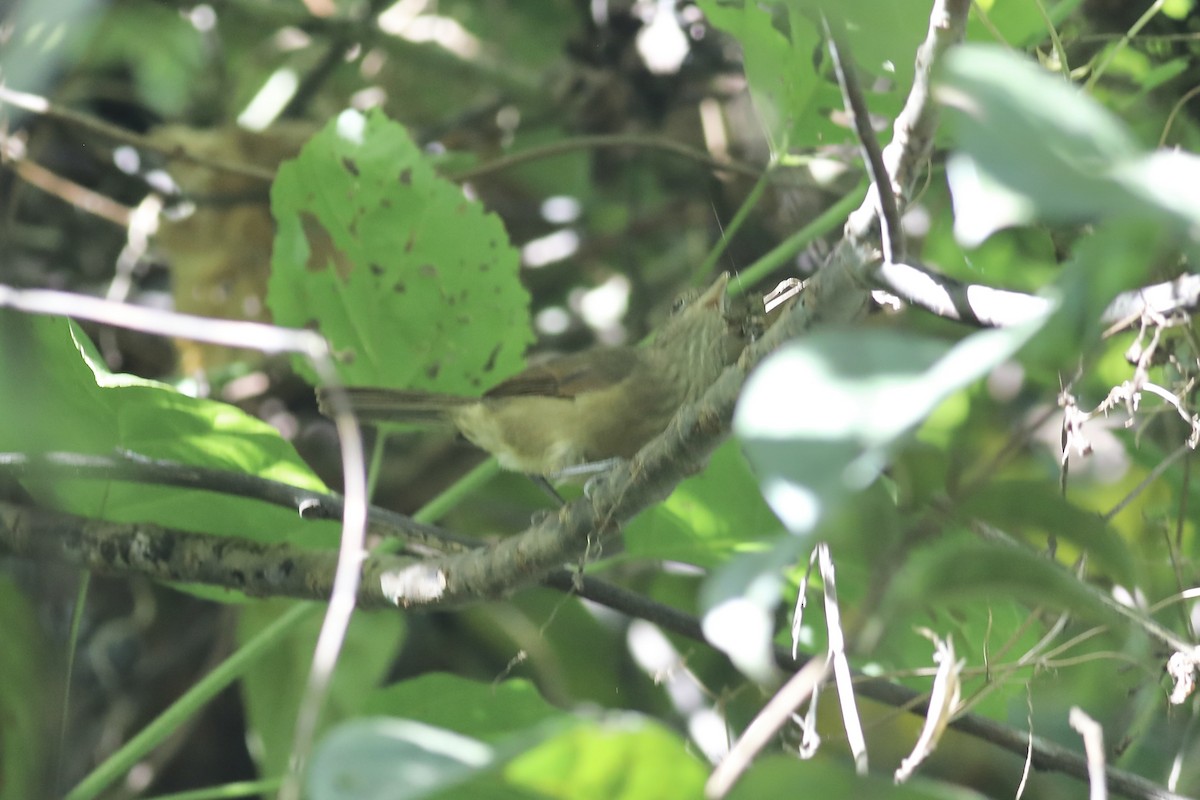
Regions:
[[875, 259, 1200, 331], [824, 17, 906, 264], [0, 86, 276, 183], [844, 0, 971, 247], [0, 451, 474, 557]]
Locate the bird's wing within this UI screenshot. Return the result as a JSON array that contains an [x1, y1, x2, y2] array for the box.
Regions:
[[484, 347, 638, 399]]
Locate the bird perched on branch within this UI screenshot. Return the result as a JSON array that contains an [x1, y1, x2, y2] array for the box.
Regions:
[[317, 272, 753, 481]]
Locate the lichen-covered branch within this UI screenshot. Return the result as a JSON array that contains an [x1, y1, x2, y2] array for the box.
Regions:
[[0, 500, 404, 605], [0, 451, 475, 557]]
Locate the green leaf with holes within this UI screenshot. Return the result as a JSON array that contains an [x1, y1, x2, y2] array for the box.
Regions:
[[269, 108, 533, 393]]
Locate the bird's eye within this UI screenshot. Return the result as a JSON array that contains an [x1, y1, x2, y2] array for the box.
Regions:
[[670, 288, 700, 314]]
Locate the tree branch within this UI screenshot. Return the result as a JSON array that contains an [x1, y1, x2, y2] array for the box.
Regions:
[[0, 451, 475, 557], [875, 259, 1200, 331], [824, 17, 906, 264], [0, 86, 277, 183], [844, 0, 970, 247], [0, 500, 395, 602]]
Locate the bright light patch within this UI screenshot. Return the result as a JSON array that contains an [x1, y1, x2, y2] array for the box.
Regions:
[[188, 5, 216, 32], [689, 708, 729, 763], [238, 68, 299, 131], [702, 597, 776, 682], [579, 273, 630, 330], [808, 155, 848, 186], [636, 0, 689, 75], [113, 145, 139, 174], [535, 306, 571, 335], [521, 229, 579, 268], [541, 195, 581, 224], [762, 477, 820, 533], [336, 109, 367, 145]]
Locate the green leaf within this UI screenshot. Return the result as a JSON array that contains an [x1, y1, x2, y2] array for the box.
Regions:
[[730, 755, 990, 799], [698, 483, 899, 681], [0, 579, 50, 800], [1037, 220, 1179, 358], [937, 45, 1137, 244], [80, 1, 207, 117], [735, 324, 1046, 535], [885, 535, 1135, 633], [269, 108, 533, 393], [0, 313, 335, 597], [504, 717, 707, 800], [366, 675, 562, 742], [319, 676, 703, 800], [966, 0, 1086, 50], [695, 0, 823, 151], [938, 44, 1200, 248], [310, 704, 697, 800], [624, 440, 784, 567], [960, 481, 1134, 583], [719, 323, 1045, 678], [0, 0, 101, 105], [239, 600, 405, 779], [308, 718, 501, 800]]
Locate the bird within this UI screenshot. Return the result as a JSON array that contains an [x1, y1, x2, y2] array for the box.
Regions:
[[317, 272, 752, 481]]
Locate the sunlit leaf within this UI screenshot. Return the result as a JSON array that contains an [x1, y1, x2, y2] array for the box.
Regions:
[[270, 108, 533, 393]]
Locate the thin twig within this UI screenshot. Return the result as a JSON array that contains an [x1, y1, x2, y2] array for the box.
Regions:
[[0, 451, 475, 556], [824, 17, 906, 264], [446, 133, 766, 183], [0, 137, 131, 226], [844, 0, 970, 248], [0, 86, 276, 182]]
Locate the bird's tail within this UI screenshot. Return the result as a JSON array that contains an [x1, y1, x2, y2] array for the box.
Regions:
[[316, 387, 474, 425]]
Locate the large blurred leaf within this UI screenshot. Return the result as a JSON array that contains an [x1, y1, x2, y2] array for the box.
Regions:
[[938, 45, 1200, 246], [1035, 220, 1180, 363], [269, 108, 533, 393], [966, 0, 1086, 50], [503, 716, 707, 800], [366, 675, 561, 742], [239, 600, 405, 779], [712, 323, 1045, 678], [884, 536, 1135, 633], [730, 754, 990, 799], [309, 710, 701, 800], [79, 1, 207, 117], [735, 324, 1046, 535], [308, 718, 504, 800], [1, 0, 101, 105], [316, 675, 700, 800], [0, 579, 50, 800]]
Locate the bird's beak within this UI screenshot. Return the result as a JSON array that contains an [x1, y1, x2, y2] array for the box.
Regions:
[[697, 272, 731, 311]]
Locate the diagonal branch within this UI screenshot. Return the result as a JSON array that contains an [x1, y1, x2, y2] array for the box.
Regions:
[[844, 0, 971, 248]]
